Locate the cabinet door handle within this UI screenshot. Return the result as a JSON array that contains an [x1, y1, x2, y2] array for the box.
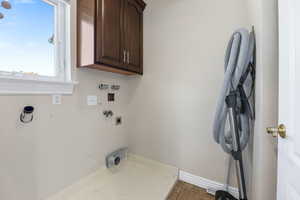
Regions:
[[127, 51, 130, 64], [123, 50, 126, 63]]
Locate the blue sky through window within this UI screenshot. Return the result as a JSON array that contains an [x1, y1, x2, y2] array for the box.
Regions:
[[0, 0, 55, 76]]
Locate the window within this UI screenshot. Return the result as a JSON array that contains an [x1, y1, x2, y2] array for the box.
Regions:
[[0, 0, 74, 94]]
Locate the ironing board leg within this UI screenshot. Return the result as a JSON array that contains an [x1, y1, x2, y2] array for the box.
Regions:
[[226, 92, 248, 200]]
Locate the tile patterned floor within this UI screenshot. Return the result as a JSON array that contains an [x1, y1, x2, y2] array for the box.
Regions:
[[167, 181, 214, 200]]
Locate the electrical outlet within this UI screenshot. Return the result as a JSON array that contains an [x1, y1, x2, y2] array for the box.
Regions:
[[52, 95, 62, 105], [87, 95, 98, 106], [108, 93, 115, 102]]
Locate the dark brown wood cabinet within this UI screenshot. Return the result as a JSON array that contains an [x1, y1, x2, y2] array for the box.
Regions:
[[95, 0, 124, 68], [123, 0, 144, 73], [78, 0, 146, 75]]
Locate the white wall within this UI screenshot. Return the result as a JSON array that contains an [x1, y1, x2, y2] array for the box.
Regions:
[[127, 0, 250, 186], [247, 0, 278, 199], [0, 1, 131, 200]]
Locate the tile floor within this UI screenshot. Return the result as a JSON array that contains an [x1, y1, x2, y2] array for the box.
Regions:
[[46, 155, 178, 200], [167, 181, 214, 200]]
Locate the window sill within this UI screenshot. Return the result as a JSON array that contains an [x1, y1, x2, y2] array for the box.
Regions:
[[0, 76, 78, 95]]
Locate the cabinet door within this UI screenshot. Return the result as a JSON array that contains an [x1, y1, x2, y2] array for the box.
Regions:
[[95, 0, 125, 67], [124, 0, 144, 74]]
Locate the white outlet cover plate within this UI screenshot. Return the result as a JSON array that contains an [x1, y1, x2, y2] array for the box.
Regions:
[[52, 95, 62, 105], [87, 95, 98, 106]]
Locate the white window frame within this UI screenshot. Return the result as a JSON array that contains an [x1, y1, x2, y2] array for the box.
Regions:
[[0, 0, 76, 95]]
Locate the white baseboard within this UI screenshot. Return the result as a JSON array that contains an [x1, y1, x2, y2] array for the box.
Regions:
[[179, 170, 239, 198]]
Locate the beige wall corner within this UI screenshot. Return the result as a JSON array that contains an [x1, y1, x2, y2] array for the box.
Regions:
[[127, 0, 250, 189], [246, 0, 279, 199]]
